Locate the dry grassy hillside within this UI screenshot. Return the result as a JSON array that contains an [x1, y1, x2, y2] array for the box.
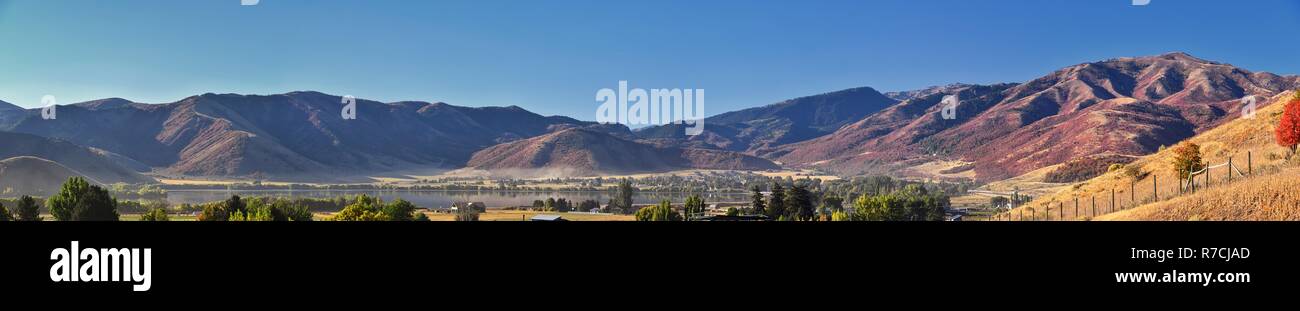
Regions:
[[1096, 166, 1300, 220], [1006, 91, 1297, 220]]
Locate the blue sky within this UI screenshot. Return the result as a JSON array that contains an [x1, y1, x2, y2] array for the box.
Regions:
[[1, 0, 1298, 119]]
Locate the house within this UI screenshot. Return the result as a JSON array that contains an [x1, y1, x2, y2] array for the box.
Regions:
[[451, 202, 487, 213], [530, 215, 567, 222]]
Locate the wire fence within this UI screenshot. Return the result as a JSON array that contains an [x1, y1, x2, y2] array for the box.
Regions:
[[991, 152, 1258, 221]]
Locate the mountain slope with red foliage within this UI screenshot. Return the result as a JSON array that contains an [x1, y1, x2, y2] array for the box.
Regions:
[[779, 53, 1300, 181]]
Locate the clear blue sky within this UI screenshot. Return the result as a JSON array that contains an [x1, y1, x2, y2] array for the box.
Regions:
[[2, 0, 1298, 119]]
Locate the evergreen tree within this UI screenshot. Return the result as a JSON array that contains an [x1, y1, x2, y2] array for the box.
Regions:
[[15, 195, 40, 221], [70, 184, 120, 221], [224, 195, 247, 215], [767, 182, 786, 219], [750, 185, 766, 216], [616, 178, 635, 213], [785, 185, 815, 221], [0, 203, 12, 221]]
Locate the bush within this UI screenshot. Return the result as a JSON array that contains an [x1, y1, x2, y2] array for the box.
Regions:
[[1108, 164, 1125, 173], [331, 195, 385, 221], [1171, 142, 1205, 179], [15, 196, 40, 221], [454, 211, 479, 222], [0, 203, 12, 221], [383, 199, 418, 221], [198, 203, 229, 221], [635, 200, 681, 221], [140, 208, 170, 221], [1044, 155, 1135, 183]]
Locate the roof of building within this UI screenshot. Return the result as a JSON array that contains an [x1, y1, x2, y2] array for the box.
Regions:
[[530, 215, 567, 221]]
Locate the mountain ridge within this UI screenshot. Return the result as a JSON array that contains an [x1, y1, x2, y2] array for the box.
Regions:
[[469, 127, 779, 177], [778, 52, 1300, 181]]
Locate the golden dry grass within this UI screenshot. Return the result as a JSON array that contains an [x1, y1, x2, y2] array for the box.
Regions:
[[1097, 166, 1300, 221], [418, 210, 635, 222], [1004, 91, 1298, 220]]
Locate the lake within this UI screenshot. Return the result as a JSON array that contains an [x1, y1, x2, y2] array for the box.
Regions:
[[164, 190, 751, 210]]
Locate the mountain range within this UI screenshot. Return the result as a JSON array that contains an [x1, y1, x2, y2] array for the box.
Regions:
[[0, 52, 1295, 184], [774, 52, 1300, 181], [0, 92, 607, 181], [634, 87, 899, 158]]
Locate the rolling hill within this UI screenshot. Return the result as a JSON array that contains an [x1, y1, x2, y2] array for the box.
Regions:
[[778, 53, 1300, 181], [0, 156, 91, 196], [468, 127, 780, 177], [0, 131, 153, 185]]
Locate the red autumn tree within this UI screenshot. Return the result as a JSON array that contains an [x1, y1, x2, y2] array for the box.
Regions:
[[1277, 94, 1300, 155]]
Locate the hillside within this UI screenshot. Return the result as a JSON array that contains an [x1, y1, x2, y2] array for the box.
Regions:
[[468, 128, 780, 177], [0, 100, 24, 126], [0, 157, 88, 196], [0, 92, 598, 181], [0, 131, 154, 184], [778, 53, 1300, 181], [635, 87, 899, 157], [1011, 91, 1298, 220], [1095, 166, 1300, 221]]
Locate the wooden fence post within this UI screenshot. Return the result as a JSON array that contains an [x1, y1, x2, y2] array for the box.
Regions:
[[1110, 189, 1116, 214], [1091, 195, 1096, 218], [1130, 181, 1135, 209], [1248, 151, 1252, 175], [1153, 175, 1158, 201], [1228, 157, 1233, 183], [1074, 197, 1079, 220], [1059, 202, 1063, 220]]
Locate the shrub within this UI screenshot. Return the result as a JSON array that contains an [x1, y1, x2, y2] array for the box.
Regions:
[[1171, 142, 1205, 179], [15, 196, 40, 221], [1044, 155, 1135, 183], [140, 208, 170, 221], [635, 200, 681, 221], [0, 203, 12, 221]]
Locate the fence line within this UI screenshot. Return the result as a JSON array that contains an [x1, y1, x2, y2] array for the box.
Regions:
[[992, 151, 1255, 221]]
